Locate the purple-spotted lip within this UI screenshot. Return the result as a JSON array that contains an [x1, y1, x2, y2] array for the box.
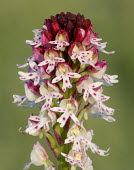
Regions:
[[44, 48, 61, 60], [68, 42, 84, 56], [25, 80, 40, 95], [76, 75, 89, 86]]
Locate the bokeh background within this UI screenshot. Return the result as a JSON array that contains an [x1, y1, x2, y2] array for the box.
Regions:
[[0, 0, 134, 169]]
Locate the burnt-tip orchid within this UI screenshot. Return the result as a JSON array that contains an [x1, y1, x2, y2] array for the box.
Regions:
[[49, 30, 70, 51], [17, 56, 35, 69], [13, 80, 40, 107], [51, 97, 80, 127], [18, 61, 50, 86], [38, 48, 65, 73], [76, 75, 103, 101], [65, 123, 109, 156], [25, 110, 56, 137], [52, 63, 81, 92], [69, 42, 99, 69], [86, 102, 116, 122], [35, 80, 63, 112], [103, 74, 119, 85], [87, 87, 115, 115], [13, 12, 118, 170], [26, 29, 42, 48], [61, 148, 93, 170]]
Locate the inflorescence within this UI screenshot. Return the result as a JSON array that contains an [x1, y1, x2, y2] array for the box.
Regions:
[[13, 12, 118, 170]]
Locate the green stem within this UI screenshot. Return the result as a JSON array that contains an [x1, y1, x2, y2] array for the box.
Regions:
[[58, 144, 71, 170], [77, 107, 88, 121]]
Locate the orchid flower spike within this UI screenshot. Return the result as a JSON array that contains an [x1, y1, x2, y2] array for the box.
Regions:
[[13, 12, 118, 170]]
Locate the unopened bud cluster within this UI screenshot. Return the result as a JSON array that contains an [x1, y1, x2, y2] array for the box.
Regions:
[[13, 12, 118, 170]]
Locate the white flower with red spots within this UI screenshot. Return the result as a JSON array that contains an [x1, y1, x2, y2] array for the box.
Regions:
[[87, 102, 116, 122], [103, 74, 119, 85], [49, 30, 69, 51], [61, 148, 93, 170], [91, 37, 115, 54], [13, 80, 40, 107], [51, 97, 80, 127], [76, 75, 103, 102], [52, 63, 81, 92], [18, 61, 50, 85], [23, 141, 53, 170], [26, 29, 42, 48], [17, 56, 35, 68], [35, 80, 63, 112], [13, 94, 26, 105], [87, 87, 115, 115], [68, 42, 100, 69], [65, 124, 109, 156], [82, 29, 115, 54], [38, 49, 65, 73], [25, 110, 57, 137]]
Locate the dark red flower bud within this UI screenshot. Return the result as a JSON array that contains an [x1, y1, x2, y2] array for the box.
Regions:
[[51, 21, 61, 35], [41, 30, 53, 46], [33, 46, 44, 62], [74, 28, 85, 42]]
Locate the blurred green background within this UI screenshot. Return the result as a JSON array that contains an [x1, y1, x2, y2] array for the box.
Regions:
[[0, 0, 133, 169]]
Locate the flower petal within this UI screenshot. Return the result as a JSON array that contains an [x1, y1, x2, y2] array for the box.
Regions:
[[38, 60, 50, 66], [69, 113, 80, 126], [54, 57, 65, 62], [65, 136, 75, 144], [29, 61, 39, 72], [34, 75, 40, 85], [35, 95, 47, 103], [83, 89, 89, 101], [52, 75, 63, 83], [52, 92, 63, 98], [17, 63, 28, 68], [61, 152, 74, 161], [57, 113, 69, 127], [67, 72, 81, 79], [50, 107, 67, 112]]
